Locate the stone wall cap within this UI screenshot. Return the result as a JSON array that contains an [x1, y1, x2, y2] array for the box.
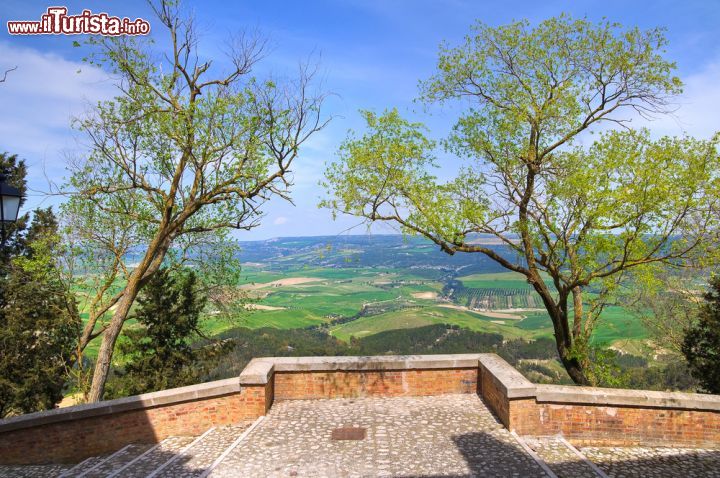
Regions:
[[535, 384, 720, 411], [238, 354, 491, 384], [270, 353, 490, 372], [0, 377, 241, 433], [478, 354, 536, 398], [239, 359, 275, 385]]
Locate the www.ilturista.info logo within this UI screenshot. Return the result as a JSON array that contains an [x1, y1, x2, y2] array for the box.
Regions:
[[7, 7, 150, 36]]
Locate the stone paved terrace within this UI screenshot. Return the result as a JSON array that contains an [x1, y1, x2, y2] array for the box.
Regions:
[[212, 394, 546, 477], [2, 394, 720, 477], [1, 354, 719, 476]]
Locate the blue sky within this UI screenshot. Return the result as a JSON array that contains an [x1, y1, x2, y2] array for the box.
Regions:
[[1, 0, 719, 240]]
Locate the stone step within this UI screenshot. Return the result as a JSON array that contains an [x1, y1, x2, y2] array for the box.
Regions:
[[0, 463, 70, 478], [197, 416, 266, 478], [510, 432, 560, 478], [57, 454, 111, 478], [76, 443, 155, 478], [149, 424, 249, 478], [107, 435, 196, 478], [523, 436, 608, 478]]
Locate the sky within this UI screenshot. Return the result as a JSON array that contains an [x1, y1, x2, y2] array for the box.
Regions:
[[1, 0, 719, 240]]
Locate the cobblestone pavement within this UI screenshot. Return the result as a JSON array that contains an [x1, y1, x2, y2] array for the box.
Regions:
[[210, 394, 549, 478], [581, 446, 720, 478], [154, 423, 250, 478], [523, 436, 599, 478], [0, 464, 70, 478], [82, 444, 154, 477], [118, 435, 195, 477]]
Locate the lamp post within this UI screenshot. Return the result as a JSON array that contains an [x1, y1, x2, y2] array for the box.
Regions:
[[0, 171, 21, 246]]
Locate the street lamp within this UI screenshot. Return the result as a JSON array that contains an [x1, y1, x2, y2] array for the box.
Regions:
[[0, 171, 21, 245]]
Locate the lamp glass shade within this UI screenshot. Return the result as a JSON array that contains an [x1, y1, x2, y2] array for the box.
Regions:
[[0, 194, 20, 223]]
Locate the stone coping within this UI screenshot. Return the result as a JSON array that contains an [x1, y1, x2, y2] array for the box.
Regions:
[[477, 353, 537, 399], [0, 377, 241, 433], [535, 384, 720, 412], [238, 354, 493, 385]]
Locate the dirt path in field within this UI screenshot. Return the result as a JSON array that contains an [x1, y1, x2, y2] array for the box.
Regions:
[[437, 304, 525, 320], [245, 304, 287, 311], [411, 291, 438, 299], [241, 277, 323, 290], [492, 308, 546, 313]]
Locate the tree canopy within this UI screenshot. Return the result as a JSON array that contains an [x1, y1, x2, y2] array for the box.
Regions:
[[65, 0, 329, 400], [323, 15, 720, 384], [106, 268, 224, 398], [0, 204, 79, 417], [683, 276, 720, 394]]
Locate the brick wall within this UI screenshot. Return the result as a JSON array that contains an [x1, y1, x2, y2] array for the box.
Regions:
[[274, 368, 478, 400], [474, 355, 720, 449], [508, 398, 720, 448], [0, 384, 268, 465], [478, 365, 510, 427], [2, 353, 719, 465]]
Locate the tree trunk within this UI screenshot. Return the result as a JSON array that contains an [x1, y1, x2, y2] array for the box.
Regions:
[[87, 234, 172, 402], [551, 308, 591, 385], [78, 316, 100, 355], [572, 286, 583, 338], [559, 352, 590, 385], [87, 271, 144, 402], [541, 287, 592, 386]]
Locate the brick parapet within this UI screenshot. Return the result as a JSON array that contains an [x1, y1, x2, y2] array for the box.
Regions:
[[507, 387, 720, 448], [1, 353, 719, 465], [273, 368, 478, 400], [0, 382, 268, 464]]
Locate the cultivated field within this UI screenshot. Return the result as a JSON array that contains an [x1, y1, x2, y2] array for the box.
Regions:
[[78, 236, 650, 359]]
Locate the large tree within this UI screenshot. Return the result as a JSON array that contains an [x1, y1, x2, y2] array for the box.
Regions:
[[66, 1, 328, 401], [683, 276, 720, 393], [623, 268, 704, 357], [106, 268, 220, 398], [322, 16, 720, 384], [0, 208, 80, 417]]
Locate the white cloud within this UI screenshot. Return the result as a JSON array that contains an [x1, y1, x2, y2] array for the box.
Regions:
[[641, 60, 720, 139], [0, 42, 114, 209], [273, 216, 288, 225], [573, 58, 720, 151], [584, 59, 720, 141]]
